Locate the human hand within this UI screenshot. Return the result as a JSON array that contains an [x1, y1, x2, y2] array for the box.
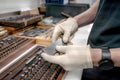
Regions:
[[52, 18, 78, 43], [41, 45, 93, 71]]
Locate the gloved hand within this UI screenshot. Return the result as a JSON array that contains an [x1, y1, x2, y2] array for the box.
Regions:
[[52, 18, 78, 43], [41, 45, 93, 71]]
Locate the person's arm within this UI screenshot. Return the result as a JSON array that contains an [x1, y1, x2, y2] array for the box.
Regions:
[[41, 45, 120, 71], [52, 0, 100, 43], [74, 0, 100, 27], [90, 48, 120, 67]]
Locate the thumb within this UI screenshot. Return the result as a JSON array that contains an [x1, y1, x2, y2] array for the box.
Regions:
[[56, 46, 67, 53], [41, 52, 64, 64], [63, 31, 71, 43]]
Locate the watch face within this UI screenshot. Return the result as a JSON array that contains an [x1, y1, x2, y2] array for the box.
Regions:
[[99, 59, 114, 70]]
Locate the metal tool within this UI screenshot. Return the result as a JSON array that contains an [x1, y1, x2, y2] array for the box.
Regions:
[[61, 12, 72, 18], [42, 32, 74, 55], [42, 39, 63, 55]]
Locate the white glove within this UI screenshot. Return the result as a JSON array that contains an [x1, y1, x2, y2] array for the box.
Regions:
[[41, 45, 93, 71], [52, 18, 78, 43]]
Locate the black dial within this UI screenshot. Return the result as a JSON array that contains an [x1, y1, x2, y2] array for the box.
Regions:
[[99, 59, 114, 70]]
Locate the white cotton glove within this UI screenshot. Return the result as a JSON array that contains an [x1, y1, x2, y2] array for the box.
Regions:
[[41, 45, 93, 71], [52, 18, 78, 43]]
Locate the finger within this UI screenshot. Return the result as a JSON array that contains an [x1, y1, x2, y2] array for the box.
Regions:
[[56, 46, 67, 53], [41, 52, 65, 64], [63, 31, 71, 43], [52, 26, 62, 42], [67, 35, 74, 45], [69, 34, 74, 41]]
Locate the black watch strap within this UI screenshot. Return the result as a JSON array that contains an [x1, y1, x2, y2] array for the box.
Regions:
[[99, 47, 114, 70], [102, 47, 111, 60]]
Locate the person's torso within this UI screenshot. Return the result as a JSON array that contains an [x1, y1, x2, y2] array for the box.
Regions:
[[88, 0, 120, 48]]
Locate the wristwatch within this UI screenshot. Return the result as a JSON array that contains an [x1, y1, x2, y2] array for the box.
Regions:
[[98, 47, 114, 70]]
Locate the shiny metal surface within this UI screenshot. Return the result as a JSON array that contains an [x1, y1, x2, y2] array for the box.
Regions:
[[42, 39, 63, 55]]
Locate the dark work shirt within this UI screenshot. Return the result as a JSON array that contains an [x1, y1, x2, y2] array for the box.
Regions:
[[88, 0, 120, 48]]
